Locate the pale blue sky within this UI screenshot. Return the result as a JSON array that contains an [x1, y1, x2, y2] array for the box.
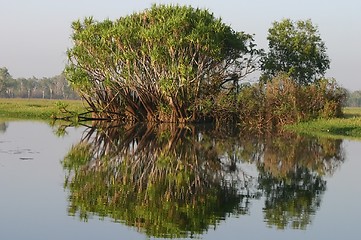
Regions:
[[0, 0, 360, 90]]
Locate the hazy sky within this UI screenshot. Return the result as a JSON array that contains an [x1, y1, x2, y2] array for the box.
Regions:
[[1, 0, 360, 90]]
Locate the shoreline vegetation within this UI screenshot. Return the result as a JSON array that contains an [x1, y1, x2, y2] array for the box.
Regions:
[[286, 108, 361, 140], [1, 98, 361, 139]]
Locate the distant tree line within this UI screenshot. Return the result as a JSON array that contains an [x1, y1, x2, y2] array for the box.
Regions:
[[345, 90, 361, 107], [0, 67, 79, 99]]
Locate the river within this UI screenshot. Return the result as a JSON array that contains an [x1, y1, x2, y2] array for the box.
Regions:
[[0, 121, 360, 239]]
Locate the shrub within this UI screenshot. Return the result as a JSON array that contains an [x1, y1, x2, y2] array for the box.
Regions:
[[237, 75, 346, 131]]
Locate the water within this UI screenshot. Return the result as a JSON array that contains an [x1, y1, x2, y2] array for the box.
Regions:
[[0, 121, 360, 239]]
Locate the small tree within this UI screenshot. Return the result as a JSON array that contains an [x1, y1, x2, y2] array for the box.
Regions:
[[65, 4, 260, 123], [261, 19, 330, 85], [0, 67, 12, 97]]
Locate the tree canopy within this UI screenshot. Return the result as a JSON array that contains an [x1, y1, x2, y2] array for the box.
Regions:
[[65, 4, 260, 123], [261, 19, 330, 85]]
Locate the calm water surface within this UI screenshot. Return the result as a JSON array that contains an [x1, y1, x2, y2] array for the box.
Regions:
[[0, 121, 360, 239]]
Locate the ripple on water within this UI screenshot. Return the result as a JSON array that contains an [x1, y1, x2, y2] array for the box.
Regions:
[[0, 147, 38, 160]]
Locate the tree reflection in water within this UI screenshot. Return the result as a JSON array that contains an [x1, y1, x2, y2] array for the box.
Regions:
[[62, 122, 344, 238], [258, 136, 344, 229], [0, 122, 8, 133]]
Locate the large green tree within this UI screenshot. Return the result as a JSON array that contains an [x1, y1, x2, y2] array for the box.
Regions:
[[65, 4, 260, 123], [261, 19, 330, 85]]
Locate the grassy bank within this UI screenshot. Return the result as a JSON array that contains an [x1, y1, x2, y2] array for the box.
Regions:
[[0, 98, 87, 120], [2, 98, 361, 139], [286, 107, 361, 139]]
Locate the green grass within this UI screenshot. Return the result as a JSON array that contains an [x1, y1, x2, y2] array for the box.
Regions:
[[286, 107, 361, 139], [0, 98, 87, 120]]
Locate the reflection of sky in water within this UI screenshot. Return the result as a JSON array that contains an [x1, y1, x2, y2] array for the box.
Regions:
[[0, 147, 39, 160], [0, 121, 360, 240], [313, 140, 361, 239]]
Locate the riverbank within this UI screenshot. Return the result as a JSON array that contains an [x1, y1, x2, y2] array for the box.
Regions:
[[0, 98, 86, 120], [285, 108, 361, 139], [1, 98, 361, 139]]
